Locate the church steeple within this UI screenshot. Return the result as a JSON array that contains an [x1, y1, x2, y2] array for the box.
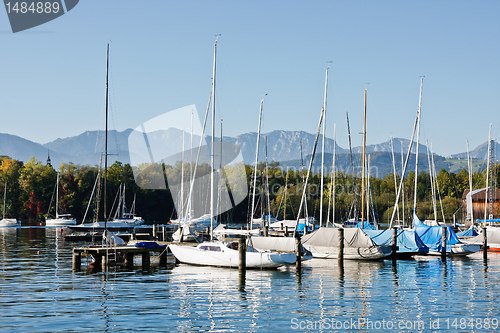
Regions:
[[46, 150, 52, 168]]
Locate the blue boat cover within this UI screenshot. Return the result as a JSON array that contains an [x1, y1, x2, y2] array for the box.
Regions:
[[364, 229, 428, 253], [134, 242, 167, 248], [356, 221, 376, 230], [456, 227, 479, 237], [413, 212, 461, 252]]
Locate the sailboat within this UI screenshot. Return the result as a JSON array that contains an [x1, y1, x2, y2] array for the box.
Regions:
[[169, 38, 295, 268], [110, 183, 144, 226], [45, 172, 77, 226], [0, 180, 20, 227]]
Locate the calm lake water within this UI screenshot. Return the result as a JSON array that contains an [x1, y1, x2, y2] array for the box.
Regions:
[[1, 227, 500, 332]]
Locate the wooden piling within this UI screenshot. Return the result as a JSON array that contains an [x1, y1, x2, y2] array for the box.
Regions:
[[392, 227, 398, 262], [159, 250, 167, 267], [72, 250, 81, 271], [141, 251, 151, 270], [338, 228, 344, 265], [441, 227, 447, 261], [483, 227, 488, 260], [179, 227, 184, 243], [152, 224, 157, 240], [285, 226, 289, 236], [295, 236, 302, 271], [263, 225, 268, 237], [239, 237, 246, 275], [124, 252, 134, 268]]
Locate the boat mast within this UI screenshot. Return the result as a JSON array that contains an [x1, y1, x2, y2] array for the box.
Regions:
[[55, 172, 59, 219], [431, 143, 446, 223], [265, 136, 271, 226], [426, 140, 437, 222], [210, 36, 218, 240], [104, 42, 110, 229], [413, 77, 424, 215], [327, 123, 336, 226], [484, 123, 492, 223], [320, 65, 329, 227], [293, 106, 324, 237], [250, 98, 264, 230], [467, 140, 474, 224], [390, 137, 400, 225], [346, 111, 357, 220], [361, 89, 367, 224], [2, 180, 6, 219]]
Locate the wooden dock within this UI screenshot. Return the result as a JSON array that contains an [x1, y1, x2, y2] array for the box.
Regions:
[[72, 243, 179, 271]]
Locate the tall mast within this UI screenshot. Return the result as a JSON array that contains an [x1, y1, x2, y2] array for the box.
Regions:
[[265, 136, 271, 226], [467, 140, 474, 224], [320, 65, 329, 227], [55, 172, 59, 218], [390, 137, 400, 225], [250, 98, 264, 230], [361, 89, 367, 224], [294, 106, 324, 237], [401, 140, 405, 225], [104, 42, 110, 229], [346, 111, 357, 220], [3, 181, 6, 219], [413, 77, 424, 214], [189, 111, 193, 219], [180, 128, 185, 219], [327, 123, 336, 226], [426, 140, 437, 222], [210, 37, 218, 240], [484, 123, 492, 222]]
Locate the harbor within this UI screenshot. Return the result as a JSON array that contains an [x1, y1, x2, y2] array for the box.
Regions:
[[1, 226, 500, 332]]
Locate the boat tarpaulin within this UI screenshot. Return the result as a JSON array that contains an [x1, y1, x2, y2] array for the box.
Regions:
[[463, 227, 500, 245], [456, 227, 479, 237], [356, 221, 376, 230], [413, 212, 461, 252], [364, 229, 428, 253], [251, 236, 297, 252]]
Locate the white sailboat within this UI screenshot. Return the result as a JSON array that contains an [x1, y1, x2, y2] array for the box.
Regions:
[[46, 172, 77, 226], [169, 38, 295, 268], [0, 180, 20, 227], [110, 184, 144, 226]]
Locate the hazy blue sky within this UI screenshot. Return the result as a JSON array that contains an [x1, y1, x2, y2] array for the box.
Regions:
[[0, 0, 499, 157]]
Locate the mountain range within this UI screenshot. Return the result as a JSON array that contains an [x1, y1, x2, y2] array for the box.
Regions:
[[0, 129, 496, 177]]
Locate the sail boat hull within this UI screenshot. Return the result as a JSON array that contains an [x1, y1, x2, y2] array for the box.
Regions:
[[169, 242, 296, 268], [0, 218, 20, 227], [46, 216, 77, 226]]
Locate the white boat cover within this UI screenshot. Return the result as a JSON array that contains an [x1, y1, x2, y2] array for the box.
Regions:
[[301, 227, 392, 260], [463, 226, 500, 248], [251, 236, 297, 253]]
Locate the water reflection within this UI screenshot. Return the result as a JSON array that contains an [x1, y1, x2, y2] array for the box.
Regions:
[[2, 228, 500, 332]]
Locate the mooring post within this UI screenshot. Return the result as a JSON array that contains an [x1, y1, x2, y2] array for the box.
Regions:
[[162, 225, 166, 242], [124, 252, 134, 268], [263, 225, 268, 237], [238, 237, 246, 285], [285, 226, 289, 236], [142, 251, 151, 270], [338, 228, 344, 265], [159, 249, 167, 267], [72, 250, 81, 271], [441, 227, 447, 261], [483, 226, 488, 261], [179, 227, 184, 243], [295, 236, 302, 271], [152, 224, 157, 240], [392, 227, 398, 263]]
